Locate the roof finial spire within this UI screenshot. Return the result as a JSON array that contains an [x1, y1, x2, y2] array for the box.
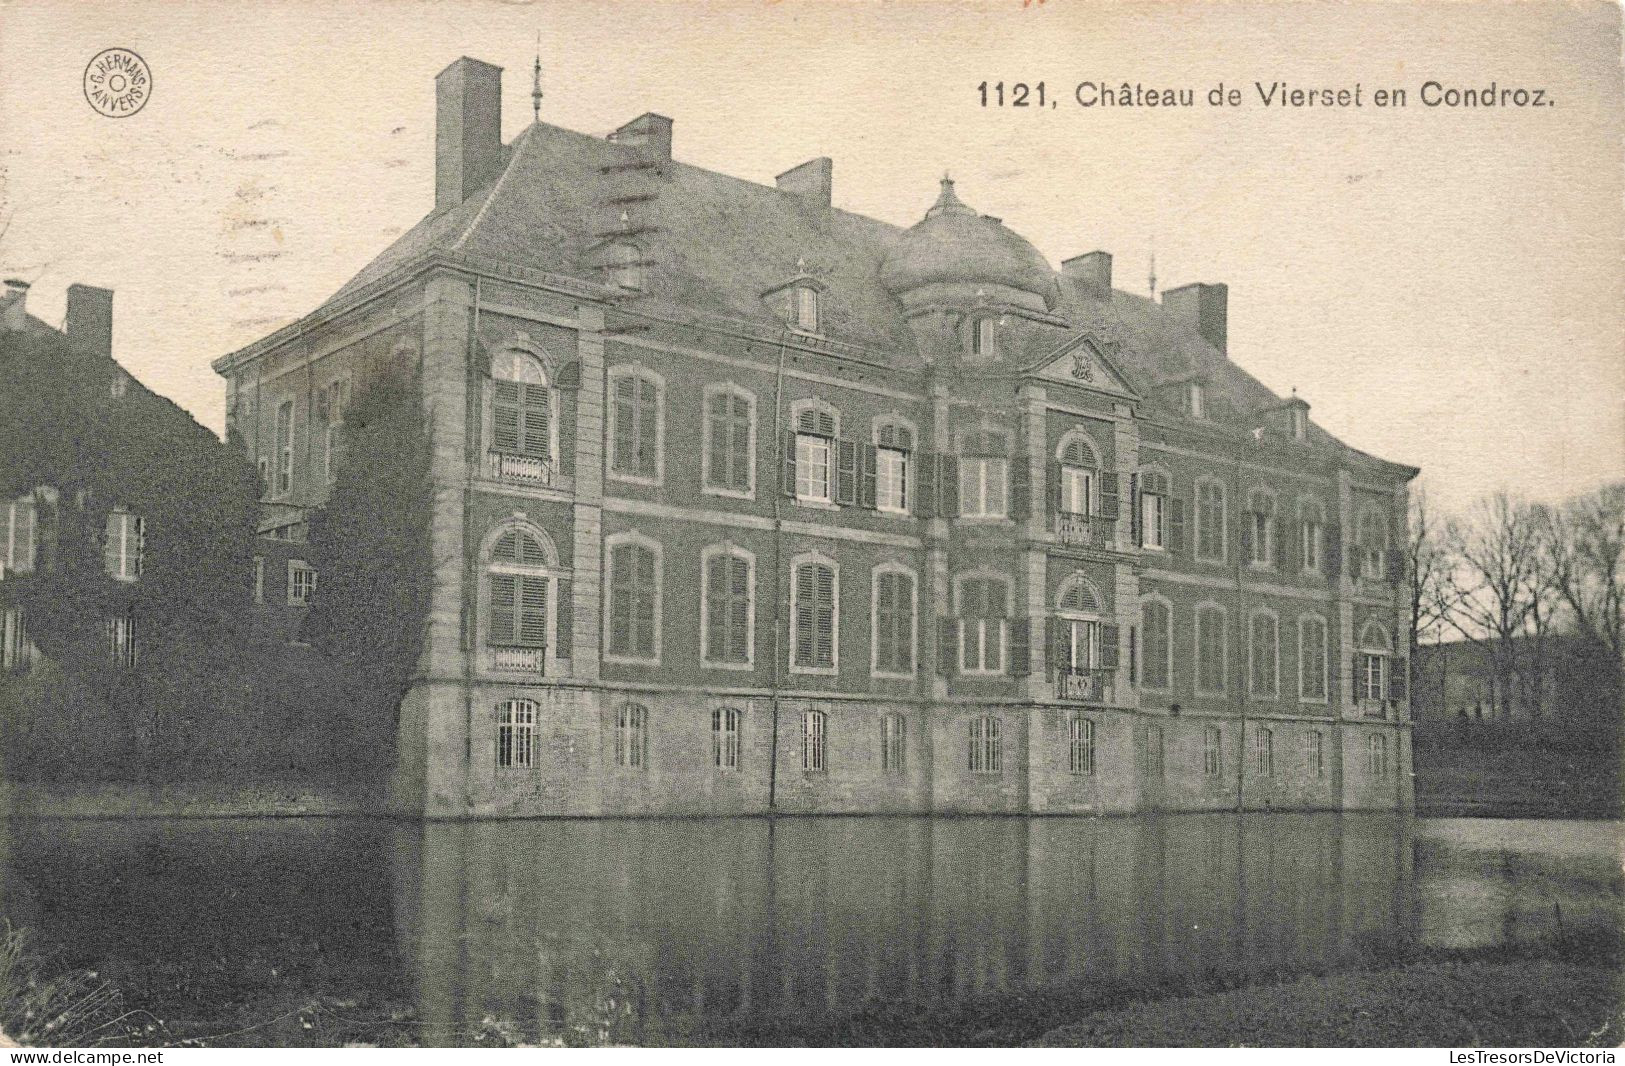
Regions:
[[926, 171, 971, 218], [1148, 236, 1157, 300], [531, 32, 544, 122]]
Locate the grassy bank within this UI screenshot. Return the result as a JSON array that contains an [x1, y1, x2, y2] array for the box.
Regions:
[[1413, 719, 1621, 820]]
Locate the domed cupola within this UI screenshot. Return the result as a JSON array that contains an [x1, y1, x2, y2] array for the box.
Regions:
[[880, 176, 1059, 313]]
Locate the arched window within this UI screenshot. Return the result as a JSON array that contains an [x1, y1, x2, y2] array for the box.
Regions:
[[1358, 507, 1390, 582], [871, 563, 916, 677], [1195, 478, 1226, 562], [702, 384, 755, 497], [956, 573, 1009, 674], [788, 401, 840, 505], [881, 713, 906, 773], [1195, 603, 1227, 695], [1298, 614, 1329, 702], [802, 708, 827, 771], [489, 349, 556, 484], [1298, 497, 1327, 574], [968, 715, 1002, 773], [487, 525, 557, 674], [1140, 597, 1172, 690], [712, 706, 741, 770], [702, 545, 754, 667], [104, 507, 143, 582], [1137, 468, 1173, 551], [608, 366, 663, 483], [606, 533, 660, 663], [1069, 716, 1096, 775], [873, 419, 915, 514], [792, 553, 838, 672], [1356, 620, 1394, 711], [496, 699, 536, 769], [1248, 609, 1279, 699], [616, 702, 649, 769], [1056, 432, 1099, 517], [1055, 574, 1116, 681], [1245, 489, 1277, 568]]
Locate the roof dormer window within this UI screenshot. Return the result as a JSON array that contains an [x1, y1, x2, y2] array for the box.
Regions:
[[794, 285, 819, 332], [972, 316, 997, 358], [1188, 381, 1205, 420], [1290, 406, 1307, 441]]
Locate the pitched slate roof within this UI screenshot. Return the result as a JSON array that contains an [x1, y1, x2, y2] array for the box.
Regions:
[[315, 119, 1410, 472]]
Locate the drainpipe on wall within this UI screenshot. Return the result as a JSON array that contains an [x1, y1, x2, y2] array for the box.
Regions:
[[460, 276, 483, 802], [1233, 448, 1247, 813], [767, 330, 791, 811]]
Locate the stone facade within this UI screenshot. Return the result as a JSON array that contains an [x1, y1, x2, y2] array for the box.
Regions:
[[213, 57, 1418, 818]]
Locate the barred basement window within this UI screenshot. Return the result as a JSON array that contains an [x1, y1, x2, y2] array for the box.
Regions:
[[702, 547, 753, 666], [1306, 731, 1325, 778], [712, 706, 741, 770], [1254, 728, 1274, 777], [881, 713, 906, 773], [104, 508, 144, 582], [968, 715, 1002, 774], [792, 556, 837, 671], [1366, 733, 1388, 777], [616, 702, 649, 769], [1, 607, 32, 673], [1203, 726, 1223, 778], [1069, 716, 1096, 775], [288, 560, 317, 607], [496, 699, 536, 769], [802, 708, 827, 772], [1142, 723, 1165, 779], [107, 611, 138, 669], [2, 496, 36, 574]]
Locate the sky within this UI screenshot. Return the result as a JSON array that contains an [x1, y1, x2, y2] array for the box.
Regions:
[[1, 0, 1620, 517]]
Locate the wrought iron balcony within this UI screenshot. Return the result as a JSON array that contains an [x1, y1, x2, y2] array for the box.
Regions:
[[486, 449, 555, 487], [1054, 511, 1114, 550], [489, 645, 547, 674], [1057, 666, 1115, 704]]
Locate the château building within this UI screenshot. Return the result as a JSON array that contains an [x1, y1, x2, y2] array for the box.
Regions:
[[213, 57, 1418, 818]]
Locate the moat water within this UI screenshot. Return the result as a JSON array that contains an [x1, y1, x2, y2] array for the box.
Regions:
[[0, 814, 1618, 1044]]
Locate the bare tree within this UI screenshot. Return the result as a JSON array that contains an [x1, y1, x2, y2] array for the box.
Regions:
[[1407, 484, 1459, 707], [1541, 482, 1624, 711], [1446, 492, 1545, 719]]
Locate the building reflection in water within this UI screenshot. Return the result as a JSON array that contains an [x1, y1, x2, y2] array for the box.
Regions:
[[388, 814, 1416, 1044]]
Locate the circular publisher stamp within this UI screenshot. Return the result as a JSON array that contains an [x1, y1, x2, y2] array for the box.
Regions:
[[83, 48, 151, 118]]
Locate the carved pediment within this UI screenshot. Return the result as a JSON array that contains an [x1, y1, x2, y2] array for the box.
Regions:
[[1026, 331, 1137, 399]]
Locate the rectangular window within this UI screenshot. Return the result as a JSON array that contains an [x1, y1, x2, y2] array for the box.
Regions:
[[1069, 716, 1096, 775], [2, 498, 36, 574], [959, 457, 1008, 518], [712, 707, 741, 770], [1306, 731, 1325, 778], [968, 716, 1002, 774], [876, 447, 909, 513], [705, 390, 753, 495], [288, 561, 317, 607], [496, 700, 535, 769], [802, 709, 826, 772], [795, 433, 833, 503], [275, 400, 294, 496], [616, 703, 649, 769], [1, 607, 31, 673], [1249, 512, 1275, 567], [1196, 606, 1226, 694], [610, 373, 660, 480], [107, 611, 138, 668], [489, 574, 548, 647], [795, 287, 819, 332], [1203, 726, 1223, 778], [104, 510, 144, 582], [1367, 733, 1388, 777], [253, 556, 265, 605], [1359, 653, 1389, 705], [1302, 520, 1323, 573], [958, 577, 1007, 674], [1060, 465, 1093, 516], [608, 542, 659, 660], [881, 713, 906, 774], [1140, 491, 1165, 550], [793, 561, 836, 670], [873, 569, 915, 675], [1299, 617, 1328, 701], [703, 552, 752, 665], [1254, 728, 1274, 776], [1249, 613, 1279, 699], [1140, 601, 1171, 689], [1196, 481, 1225, 561]]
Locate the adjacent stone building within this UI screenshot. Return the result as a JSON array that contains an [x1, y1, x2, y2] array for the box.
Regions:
[[213, 57, 1419, 818]]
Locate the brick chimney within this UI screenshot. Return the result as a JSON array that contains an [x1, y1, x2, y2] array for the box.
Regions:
[[608, 113, 673, 161], [1, 279, 28, 332], [435, 57, 504, 211], [1163, 282, 1228, 356], [776, 157, 832, 208], [65, 284, 113, 358], [1062, 251, 1113, 301]]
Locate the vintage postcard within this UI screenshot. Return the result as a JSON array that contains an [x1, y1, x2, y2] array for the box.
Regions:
[[0, 0, 1620, 1052]]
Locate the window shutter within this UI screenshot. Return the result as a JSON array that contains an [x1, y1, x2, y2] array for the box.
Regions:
[[612, 377, 636, 473], [731, 396, 753, 491], [706, 556, 728, 660], [814, 564, 835, 666], [938, 617, 957, 676], [836, 439, 858, 505], [915, 451, 936, 517], [728, 556, 751, 663], [1047, 459, 1062, 516], [494, 381, 522, 452], [1009, 458, 1031, 519], [635, 547, 657, 656], [1282, 520, 1299, 574], [519, 576, 549, 647], [1130, 473, 1142, 545], [1239, 511, 1255, 560], [1009, 617, 1031, 676], [555, 577, 573, 658], [781, 430, 798, 497], [521, 385, 550, 457], [794, 564, 816, 665], [1052, 616, 1070, 675], [859, 443, 878, 508], [939, 455, 959, 517], [1390, 657, 1409, 702], [491, 574, 518, 644], [706, 394, 728, 489], [1099, 472, 1120, 520], [609, 546, 632, 647], [1325, 524, 1342, 577], [558, 392, 576, 477], [1100, 623, 1121, 669], [1386, 547, 1406, 584], [1168, 497, 1187, 554], [1128, 625, 1138, 685]]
